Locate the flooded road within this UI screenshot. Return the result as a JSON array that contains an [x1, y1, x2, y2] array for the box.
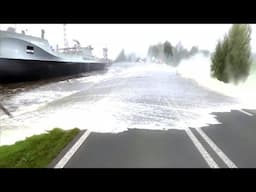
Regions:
[[0, 62, 242, 145]]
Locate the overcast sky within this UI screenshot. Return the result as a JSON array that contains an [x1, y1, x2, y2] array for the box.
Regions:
[[1, 24, 256, 59]]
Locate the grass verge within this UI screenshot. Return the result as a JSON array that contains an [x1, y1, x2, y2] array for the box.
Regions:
[[0, 128, 80, 168]]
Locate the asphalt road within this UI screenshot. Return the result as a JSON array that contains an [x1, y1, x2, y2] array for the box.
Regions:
[[58, 109, 256, 168], [64, 129, 209, 168], [201, 109, 256, 168]]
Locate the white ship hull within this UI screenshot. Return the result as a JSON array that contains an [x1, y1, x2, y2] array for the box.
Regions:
[[0, 29, 107, 83]]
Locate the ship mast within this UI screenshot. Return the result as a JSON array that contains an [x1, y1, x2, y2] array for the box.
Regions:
[[103, 47, 108, 60], [63, 24, 69, 49]]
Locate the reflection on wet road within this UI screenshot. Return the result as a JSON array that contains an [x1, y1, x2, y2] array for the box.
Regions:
[[0, 62, 241, 145]]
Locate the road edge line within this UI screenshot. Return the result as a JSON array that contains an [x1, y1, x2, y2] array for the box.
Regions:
[[54, 130, 91, 168]]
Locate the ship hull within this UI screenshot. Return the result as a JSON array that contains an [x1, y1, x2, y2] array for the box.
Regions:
[[0, 58, 106, 83]]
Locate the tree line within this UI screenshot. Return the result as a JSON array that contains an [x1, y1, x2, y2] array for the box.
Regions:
[[147, 41, 210, 66], [114, 42, 210, 65], [115, 50, 140, 63]]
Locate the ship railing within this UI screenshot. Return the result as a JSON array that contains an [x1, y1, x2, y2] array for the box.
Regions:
[[54, 47, 105, 61], [56, 46, 92, 52], [56, 47, 81, 53]]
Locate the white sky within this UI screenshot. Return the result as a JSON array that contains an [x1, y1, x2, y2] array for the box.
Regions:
[[1, 24, 256, 59]]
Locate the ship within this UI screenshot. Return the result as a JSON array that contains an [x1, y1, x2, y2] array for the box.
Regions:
[[0, 26, 109, 83]]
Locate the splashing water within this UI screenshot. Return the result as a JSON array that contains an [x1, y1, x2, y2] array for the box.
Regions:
[[0, 59, 254, 146], [176, 53, 256, 109]]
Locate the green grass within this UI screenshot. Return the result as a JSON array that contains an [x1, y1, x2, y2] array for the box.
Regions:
[[0, 128, 80, 168]]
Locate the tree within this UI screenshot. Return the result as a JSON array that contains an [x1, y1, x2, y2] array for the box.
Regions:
[[211, 37, 229, 83], [115, 49, 126, 62], [189, 46, 199, 56], [163, 41, 173, 58], [226, 24, 252, 83], [127, 53, 137, 62], [148, 45, 159, 58], [211, 24, 252, 84], [200, 50, 210, 57]]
